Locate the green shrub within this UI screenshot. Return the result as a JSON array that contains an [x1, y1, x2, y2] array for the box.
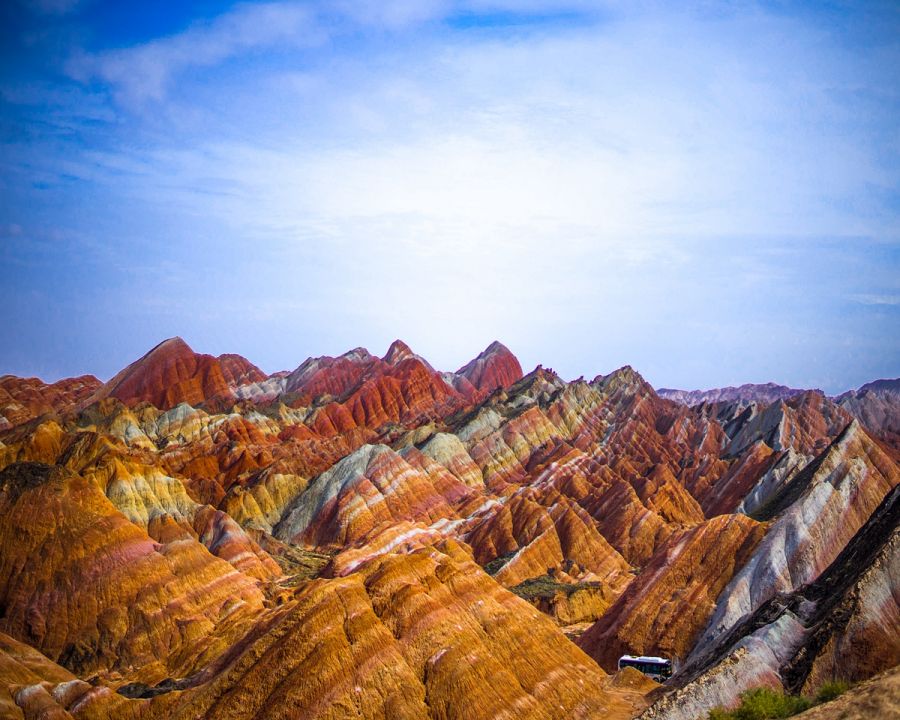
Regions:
[[815, 680, 850, 703], [707, 687, 812, 719], [708, 679, 855, 719]]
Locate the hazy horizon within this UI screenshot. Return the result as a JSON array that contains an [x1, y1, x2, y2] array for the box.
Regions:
[[2, 331, 896, 398], [2, 1, 899, 394]]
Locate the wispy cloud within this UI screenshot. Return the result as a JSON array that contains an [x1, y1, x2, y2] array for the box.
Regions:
[[2, 0, 899, 390], [850, 293, 900, 306], [63, 1, 611, 105], [67, 2, 323, 103]]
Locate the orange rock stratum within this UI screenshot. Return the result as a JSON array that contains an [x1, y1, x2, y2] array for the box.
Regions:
[[0, 338, 897, 720]]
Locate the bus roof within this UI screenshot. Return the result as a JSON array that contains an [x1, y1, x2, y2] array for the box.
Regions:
[[619, 655, 670, 664]]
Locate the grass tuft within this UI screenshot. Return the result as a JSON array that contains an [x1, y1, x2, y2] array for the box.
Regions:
[[814, 680, 850, 704], [708, 687, 812, 719]]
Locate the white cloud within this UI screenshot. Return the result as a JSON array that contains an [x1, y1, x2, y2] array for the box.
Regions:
[[67, 3, 323, 103], [8, 0, 899, 389]]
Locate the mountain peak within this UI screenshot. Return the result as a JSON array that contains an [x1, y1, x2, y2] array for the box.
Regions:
[[593, 365, 653, 396], [383, 339, 416, 365], [483, 340, 510, 355], [455, 341, 523, 393], [131, 336, 194, 364], [94, 336, 231, 410]]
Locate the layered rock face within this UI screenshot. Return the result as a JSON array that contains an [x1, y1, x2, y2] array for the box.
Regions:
[[696, 420, 898, 647], [0, 374, 101, 430], [0, 337, 897, 720], [578, 513, 765, 670], [0, 462, 267, 680], [639, 484, 900, 720], [835, 378, 900, 452], [664, 376, 900, 456], [657, 383, 808, 407], [452, 340, 524, 395], [158, 547, 638, 720], [94, 337, 266, 411]]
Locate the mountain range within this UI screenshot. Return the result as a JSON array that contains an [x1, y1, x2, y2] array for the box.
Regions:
[[0, 338, 897, 720]]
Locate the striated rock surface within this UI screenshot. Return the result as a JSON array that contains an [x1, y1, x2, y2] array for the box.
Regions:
[[658, 382, 809, 407], [453, 340, 524, 395], [94, 337, 266, 411], [639, 483, 900, 720], [579, 513, 766, 670], [836, 377, 900, 452], [274, 443, 467, 547], [0, 462, 266, 679], [698, 421, 898, 647], [155, 546, 646, 720], [0, 630, 138, 719], [0, 374, 101, 430], [1, 337, 898, 720]]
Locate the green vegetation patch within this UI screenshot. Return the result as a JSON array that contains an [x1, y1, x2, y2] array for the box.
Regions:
[[278, 547, 334, 584], [708, 682, 851, 720], [510, 574, 602, 600], [482, 551, 517, 576], [815, 680, 850, 704]]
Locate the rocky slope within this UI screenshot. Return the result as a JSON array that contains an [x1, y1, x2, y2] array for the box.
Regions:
[[835, 378, 900, 452], [94, 337, 266, 411], [638, 483, 900, 720], [662, 376, 900, 455], [657, 383, 808, 407], [0, 374, 101, 430], [791, 665, 900, 720], [0, 337, 897, 720]]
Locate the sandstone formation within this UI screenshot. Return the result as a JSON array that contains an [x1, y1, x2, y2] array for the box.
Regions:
[[452, 340, 524, 395], [638, 484, 900, 720], [0, 462, 267, 681], [697, 420, 898, 646], [579, 513, 765, 670], [657, 383, 808, 407], [1, 337, 898, 720], [0, 374, 101, 430], [94, 337, 266, 411], [835, 378, 900, 452]]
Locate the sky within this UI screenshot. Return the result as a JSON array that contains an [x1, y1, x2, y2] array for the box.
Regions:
[[1, 0, 899, 394]]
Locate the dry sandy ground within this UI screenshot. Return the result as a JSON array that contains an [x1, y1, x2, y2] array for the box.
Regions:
[[794, 665, 900, 720]]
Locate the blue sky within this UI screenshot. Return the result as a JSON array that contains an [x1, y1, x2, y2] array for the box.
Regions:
[[1, 0, 899, 393]]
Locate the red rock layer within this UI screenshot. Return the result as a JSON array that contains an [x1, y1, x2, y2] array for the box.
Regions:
[[216, 353, 267, 388], [465, 488, 632, 589], [308, 354, 467, 436], [95, 337, 264, 411], [0, 374, 101, 430], [275, 444, 470, 547], [578, 513, 765, 670], [454, 340, 524, 394]]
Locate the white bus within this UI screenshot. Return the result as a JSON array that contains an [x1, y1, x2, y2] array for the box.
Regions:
[[617, 655, 673, 682]]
